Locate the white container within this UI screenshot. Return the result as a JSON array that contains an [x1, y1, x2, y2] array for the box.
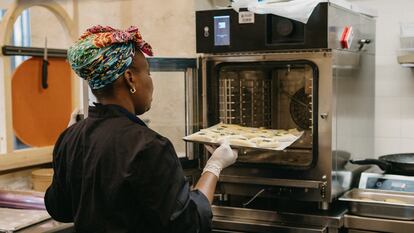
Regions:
[[400, 23, 414, 50]]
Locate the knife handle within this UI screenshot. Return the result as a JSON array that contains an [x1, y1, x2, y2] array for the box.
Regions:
[[42, 59, 49, 89]]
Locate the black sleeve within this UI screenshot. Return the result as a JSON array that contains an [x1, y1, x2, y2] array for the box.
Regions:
[[127, 134, 212, 233], [170, 181, 213, 233], [44, 131, 74, 223]]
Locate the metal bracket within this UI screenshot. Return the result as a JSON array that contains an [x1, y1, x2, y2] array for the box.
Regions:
[[2, 45, 67, 58]]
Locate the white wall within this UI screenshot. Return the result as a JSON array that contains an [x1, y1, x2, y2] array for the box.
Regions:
[[350, 0, 414, 157]]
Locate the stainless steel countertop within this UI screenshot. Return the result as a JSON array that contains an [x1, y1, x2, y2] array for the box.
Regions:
[[345, 214, 414, 233], [16, 220, 73, 233], [212, 205, 347, 232]]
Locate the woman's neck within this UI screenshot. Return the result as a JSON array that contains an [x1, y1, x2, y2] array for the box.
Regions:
[[98, 96, 135, 115]]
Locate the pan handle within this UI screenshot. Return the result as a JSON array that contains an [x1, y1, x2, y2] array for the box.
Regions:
[[350, 159, 392, 171]]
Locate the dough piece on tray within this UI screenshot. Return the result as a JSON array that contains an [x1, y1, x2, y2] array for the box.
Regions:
[[250, 137, 279, 148], [228, 138, 256, 147], [273, 134, 297, 142], [288, 128, 301, 136], [240, 132, 260, 139], [186, 132, 215, 142], [215, 135, 255, 147]]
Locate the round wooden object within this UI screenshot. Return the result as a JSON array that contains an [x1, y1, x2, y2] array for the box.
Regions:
[[12, 57, 72, 147]]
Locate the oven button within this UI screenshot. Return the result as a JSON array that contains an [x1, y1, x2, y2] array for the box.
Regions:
[[204, 26, 210, 37], [376, 181, 383, 188], [276, 19, 294, 37]]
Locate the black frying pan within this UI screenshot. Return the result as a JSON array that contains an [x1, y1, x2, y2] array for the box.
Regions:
[[350, 153, 414, 176]]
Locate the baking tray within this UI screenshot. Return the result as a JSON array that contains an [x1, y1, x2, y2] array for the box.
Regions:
[[183, 124, 304, 152], [183, 137, 303, 152], [339, 188, 414, 220]]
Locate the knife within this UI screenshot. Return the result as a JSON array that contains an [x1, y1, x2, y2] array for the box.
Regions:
[[41, 37, 48, 89]]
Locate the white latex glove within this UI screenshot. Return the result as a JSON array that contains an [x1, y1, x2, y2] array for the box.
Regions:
[[203, 140, 238, 178], [67, 108, 83, 127]]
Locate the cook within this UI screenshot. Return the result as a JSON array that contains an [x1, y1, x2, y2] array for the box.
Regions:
[[44, 25, 238, 233]]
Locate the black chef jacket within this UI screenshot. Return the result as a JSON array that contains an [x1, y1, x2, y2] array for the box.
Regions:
[[45, 104, 212, 233]]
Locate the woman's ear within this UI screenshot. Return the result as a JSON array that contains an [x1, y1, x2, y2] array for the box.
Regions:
[[123, 68, 135, 89]]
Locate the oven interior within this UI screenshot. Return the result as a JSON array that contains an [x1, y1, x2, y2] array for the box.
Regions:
[[207, 61, 318, 168]]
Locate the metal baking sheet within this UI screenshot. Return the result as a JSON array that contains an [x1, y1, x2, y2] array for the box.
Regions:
[[183, 124, 304, 152], [0, 208, 50, 232], [339, 188, 414, 220]]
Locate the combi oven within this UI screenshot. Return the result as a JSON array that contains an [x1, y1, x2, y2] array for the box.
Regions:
[[195, 2, 376, 209]]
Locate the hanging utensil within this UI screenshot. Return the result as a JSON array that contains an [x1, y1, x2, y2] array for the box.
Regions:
[[41, 37, 48, 89]]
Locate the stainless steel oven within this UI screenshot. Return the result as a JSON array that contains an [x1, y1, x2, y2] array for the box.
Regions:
[[195, 2, 376, 210]]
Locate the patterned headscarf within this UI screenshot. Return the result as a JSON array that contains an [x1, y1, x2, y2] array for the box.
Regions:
[[67, 25, 153, 90]]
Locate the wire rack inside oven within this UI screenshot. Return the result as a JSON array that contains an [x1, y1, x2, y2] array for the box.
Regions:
[[218, 65, 313, 131], [219, 70, 272, 128]]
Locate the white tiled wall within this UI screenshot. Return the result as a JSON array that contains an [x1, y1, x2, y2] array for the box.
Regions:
[[351, 0, 414, 156]]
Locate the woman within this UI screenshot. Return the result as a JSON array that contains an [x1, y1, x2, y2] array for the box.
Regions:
[[45, 25, 237, 233]]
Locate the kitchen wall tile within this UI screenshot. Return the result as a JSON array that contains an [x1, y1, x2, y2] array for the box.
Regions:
[[375, 138, 401, 156], [375, 65, 405, 97], [400, 138, 414, 153], [375, 97, 401, 138], [400, 97, 414, 138]]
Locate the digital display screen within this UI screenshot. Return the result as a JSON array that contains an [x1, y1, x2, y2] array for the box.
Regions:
[[366, 178, 414, 192], [214, 16, 230, 46]]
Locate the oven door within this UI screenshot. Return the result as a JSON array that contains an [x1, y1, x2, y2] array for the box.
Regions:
[[199, 52, 333, 202]]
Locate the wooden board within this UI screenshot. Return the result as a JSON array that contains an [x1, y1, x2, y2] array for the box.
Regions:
[[12, 57, 72, 147]]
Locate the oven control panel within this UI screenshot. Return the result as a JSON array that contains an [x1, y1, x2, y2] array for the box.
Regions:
[[196, 4, 329, 53], [359, 173, 414, 193]]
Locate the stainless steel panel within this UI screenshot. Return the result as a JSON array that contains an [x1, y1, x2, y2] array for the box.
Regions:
[[329, 2, 376, 201], [328, 4, 376, 54], [329, 4, 376, 202], [348, 230, 378, 233], [212, 205, 346, 233], [220, 175, 324, 189], [340, 189, 414, 220], [345, 214, 414, 233], [213, 217, 327, 233], [212, 206, 344, 228]]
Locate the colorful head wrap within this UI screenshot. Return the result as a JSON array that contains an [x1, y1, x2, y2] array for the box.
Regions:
[[67, 25, 153, 90]]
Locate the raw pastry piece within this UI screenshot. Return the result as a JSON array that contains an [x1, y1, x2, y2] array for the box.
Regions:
[[288, 128, 301, 135], [249, 136, 268, 143], [241, 132, 260, 139], [228, 138, 256, 147], [186, 132, 215, 142], [250, 137, 279, 148], [217, 134, 248, 142], [274, 130, 288, 136], [274, 134, 297, 142], [256, 139, 279, 148]]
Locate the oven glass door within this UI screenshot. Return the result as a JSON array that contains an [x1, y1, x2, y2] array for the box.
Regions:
[[205, 60, 318, 168]]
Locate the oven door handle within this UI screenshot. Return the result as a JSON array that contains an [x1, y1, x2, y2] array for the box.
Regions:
[[219, 175, 325, 189]]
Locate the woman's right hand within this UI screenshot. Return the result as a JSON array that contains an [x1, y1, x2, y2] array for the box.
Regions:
[[203, 141, 238, 178]]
